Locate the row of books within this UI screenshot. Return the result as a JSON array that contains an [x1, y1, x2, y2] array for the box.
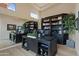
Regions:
[[43, 16, 62, 22], [43, 21, 62, 26]]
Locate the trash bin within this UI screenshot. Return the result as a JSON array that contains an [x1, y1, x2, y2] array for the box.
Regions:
[[66, 39, 75, 48]]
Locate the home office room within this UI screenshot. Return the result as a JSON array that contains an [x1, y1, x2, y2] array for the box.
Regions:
[[0, 1, 79, 57]]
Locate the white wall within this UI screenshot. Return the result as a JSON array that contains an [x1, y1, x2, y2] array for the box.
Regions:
[[0, 14, 25, 40], [0, 14, 2, 40], [75, 3, 79, 55]]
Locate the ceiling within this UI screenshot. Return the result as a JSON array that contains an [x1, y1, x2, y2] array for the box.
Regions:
[[32, 3, 56, 11], [0, 3, 56, 11]]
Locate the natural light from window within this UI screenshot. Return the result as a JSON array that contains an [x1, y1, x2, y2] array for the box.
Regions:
[[7, 3, 16, 11], [30, 12, 39, 19]]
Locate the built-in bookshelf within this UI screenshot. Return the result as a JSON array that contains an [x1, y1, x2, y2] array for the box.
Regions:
[[23, 21, 38, 33], [41, 13, 69, 45]]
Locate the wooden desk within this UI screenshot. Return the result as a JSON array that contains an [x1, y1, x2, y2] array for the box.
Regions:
[[22, 36, 57, 56]]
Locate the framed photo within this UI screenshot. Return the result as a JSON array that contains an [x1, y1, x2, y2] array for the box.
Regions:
[[7, 24, 16, 30]]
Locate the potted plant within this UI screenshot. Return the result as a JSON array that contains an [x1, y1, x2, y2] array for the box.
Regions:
[[63, 13, 76, 48], [63, 13, 76, 35]]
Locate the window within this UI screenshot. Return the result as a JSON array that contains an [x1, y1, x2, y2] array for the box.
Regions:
[[30, 12, 39, 19], [7, 3, 16, 11]]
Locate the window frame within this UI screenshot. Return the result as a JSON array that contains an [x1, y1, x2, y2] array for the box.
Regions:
[[7, 3, 16, 12], [30, 12, 39, 19]]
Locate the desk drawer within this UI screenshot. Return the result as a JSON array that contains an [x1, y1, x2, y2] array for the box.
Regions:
[[38, 39, 50, 45]]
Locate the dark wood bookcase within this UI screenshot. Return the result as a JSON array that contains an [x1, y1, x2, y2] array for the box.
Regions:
[[23, 21, 38, 33], [22, 21, 38, 50], [41, 13, 69, 45]]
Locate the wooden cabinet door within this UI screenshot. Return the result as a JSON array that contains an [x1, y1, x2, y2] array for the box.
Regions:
[[31, 39, 38, 53], [27, 38, 38, 53]]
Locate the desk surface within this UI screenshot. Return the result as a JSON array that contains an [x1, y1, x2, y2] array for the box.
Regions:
[[22, 35, 54, 41]]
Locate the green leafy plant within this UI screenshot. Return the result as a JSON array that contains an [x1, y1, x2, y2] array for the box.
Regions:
[[63, 14, 76, 34], [27, 30, 37, 36]]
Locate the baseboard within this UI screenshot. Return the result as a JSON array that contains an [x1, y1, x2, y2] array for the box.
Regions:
[[0, 43, 21, 51]]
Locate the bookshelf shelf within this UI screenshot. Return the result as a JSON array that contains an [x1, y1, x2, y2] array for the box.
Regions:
[[41, 13, 69, 45]]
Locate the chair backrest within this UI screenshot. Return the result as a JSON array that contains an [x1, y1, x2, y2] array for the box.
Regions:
[[43, 30, 51, 36]]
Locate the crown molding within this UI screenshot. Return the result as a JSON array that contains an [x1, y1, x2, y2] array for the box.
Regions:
[[32, 3, 56, 11]]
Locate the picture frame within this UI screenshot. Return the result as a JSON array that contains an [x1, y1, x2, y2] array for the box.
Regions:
[[7, 24, 16, 30]]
